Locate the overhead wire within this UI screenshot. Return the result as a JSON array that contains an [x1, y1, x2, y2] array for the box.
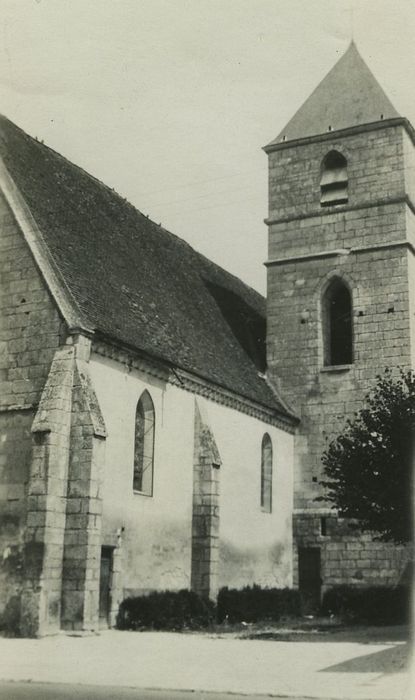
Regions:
[[143, 183, 263, 208], [136, 166, 266, 198], [147, 192, 266, 219]]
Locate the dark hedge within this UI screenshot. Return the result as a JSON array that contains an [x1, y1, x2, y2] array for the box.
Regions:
[[116, 589, 216, 631], [217, 585, 301, 623], [321, 585, 410, 624]]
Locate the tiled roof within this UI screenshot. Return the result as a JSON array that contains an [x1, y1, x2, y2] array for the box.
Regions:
[[268, 42, 399, 146], [0, 115, 293, 419]]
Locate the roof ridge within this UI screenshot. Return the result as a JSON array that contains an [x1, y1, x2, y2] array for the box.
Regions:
[[0, 113, 147, 218]]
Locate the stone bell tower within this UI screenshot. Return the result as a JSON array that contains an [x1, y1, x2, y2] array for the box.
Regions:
[[264, 42, 413, 607]]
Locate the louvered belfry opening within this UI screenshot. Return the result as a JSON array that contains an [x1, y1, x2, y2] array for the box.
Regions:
[[320, 150, 348, 207]]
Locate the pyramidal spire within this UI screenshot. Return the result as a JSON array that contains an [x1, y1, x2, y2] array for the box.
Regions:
[[269, 42, 400, 146]]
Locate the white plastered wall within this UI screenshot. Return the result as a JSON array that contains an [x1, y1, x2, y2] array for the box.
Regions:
[[197, 395, 294, 589], [89, 352, 294, 598]]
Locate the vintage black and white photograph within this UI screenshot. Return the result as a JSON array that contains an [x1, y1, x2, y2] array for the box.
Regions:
[[0, 1, 413, 698]]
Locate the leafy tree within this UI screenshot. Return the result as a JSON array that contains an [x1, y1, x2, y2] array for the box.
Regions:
[[319, 369, 414, 544]]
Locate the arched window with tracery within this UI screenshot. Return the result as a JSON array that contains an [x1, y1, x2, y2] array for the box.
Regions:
[[261, 433, 273, 513], [320, 151, 348, 206], [322, 278, 353, 366], [133, 390, 155, 495]]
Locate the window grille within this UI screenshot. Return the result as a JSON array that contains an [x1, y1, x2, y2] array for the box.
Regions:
[[261, 433, 273, 513], [133, 391, 155, 496]]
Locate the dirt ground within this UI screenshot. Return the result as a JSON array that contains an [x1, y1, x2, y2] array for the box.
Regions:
[[217, 619, 409, 641], [205, 620, 411, 672]]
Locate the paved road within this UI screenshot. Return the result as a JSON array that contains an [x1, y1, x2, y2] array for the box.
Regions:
[[0, 682, 311, 700], [0, 629, 410, 700]]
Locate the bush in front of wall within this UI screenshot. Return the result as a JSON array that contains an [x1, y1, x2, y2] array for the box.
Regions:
[[321, 585, 410, 625], [0, 595, 21, 637], [116, 589, 216, 631], [217, 585, 301, 623]]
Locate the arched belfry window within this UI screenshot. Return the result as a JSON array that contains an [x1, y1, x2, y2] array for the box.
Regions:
[[133, 390, 155, 496], [322, 278, 353, 366], [261, 434, 273, 513], [320, 151, 348, 207]]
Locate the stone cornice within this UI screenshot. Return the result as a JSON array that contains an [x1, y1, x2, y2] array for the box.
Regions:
[[265, 194, 415, 228], [265, 240, 415, 267], [263, 117, 414, 154], [0, 404, 35, 413], [293, 508, 338, 516], [92, 338, 298, 433], [266, 249, 348, 267]]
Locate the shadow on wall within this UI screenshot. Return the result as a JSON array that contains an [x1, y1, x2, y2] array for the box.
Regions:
[[320, 642, 410, 673], [219, 540, 290, 588], [398, 561, 413, 586]]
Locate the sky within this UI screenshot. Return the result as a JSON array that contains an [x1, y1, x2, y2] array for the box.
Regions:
[[0, 0, 415, 294]]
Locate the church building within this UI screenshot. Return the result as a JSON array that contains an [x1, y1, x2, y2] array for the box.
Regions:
[[0, 106, 296, 636], [0, 43, 411, 636]]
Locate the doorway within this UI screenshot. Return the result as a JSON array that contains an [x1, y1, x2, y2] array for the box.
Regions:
[[99, 546, 113, 627], [298, 547, 322, 613]]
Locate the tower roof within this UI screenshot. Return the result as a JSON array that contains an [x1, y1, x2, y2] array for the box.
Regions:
[[268, 42, 400, 146]]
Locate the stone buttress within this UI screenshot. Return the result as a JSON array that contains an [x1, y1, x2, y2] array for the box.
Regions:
[[191, 400, 221, 600], [21, 336, 106, 636]]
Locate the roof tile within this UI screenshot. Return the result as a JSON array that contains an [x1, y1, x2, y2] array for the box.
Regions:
[[0, 115, 291, 417]]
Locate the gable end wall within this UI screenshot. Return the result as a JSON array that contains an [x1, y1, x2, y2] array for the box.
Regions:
[[0, 189, 64, 627]]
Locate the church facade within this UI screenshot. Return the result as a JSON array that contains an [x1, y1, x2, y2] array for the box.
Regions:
[[0, 43, 412, 636]]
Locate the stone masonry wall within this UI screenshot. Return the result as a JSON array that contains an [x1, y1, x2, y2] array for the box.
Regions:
[[0, 189, 63, 628], [266, 123, 413, 587], [267, 124, 406, 225], [293, 513, 410, 590], [403, 132, 415, 362], [267, 246, 411, 506]]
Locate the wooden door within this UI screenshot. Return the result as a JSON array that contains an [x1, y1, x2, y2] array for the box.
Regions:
[[99, 546, 113, 625], [298, 547, 321, 613]]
